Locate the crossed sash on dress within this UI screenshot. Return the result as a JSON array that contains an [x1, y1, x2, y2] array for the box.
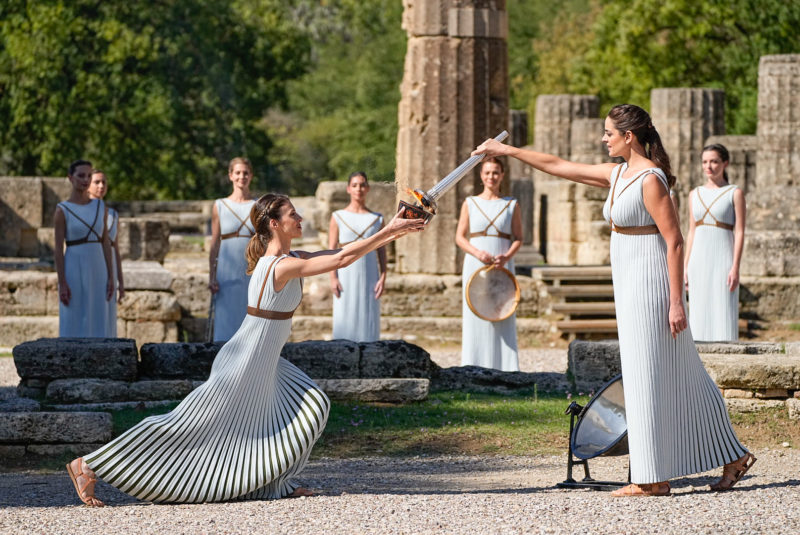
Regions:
[[335, 212, 381, 246], [468, 197, 515, 241], [694, 185, 736, 231], [219, 199, 255, 240], [59, 201, 103, 247]]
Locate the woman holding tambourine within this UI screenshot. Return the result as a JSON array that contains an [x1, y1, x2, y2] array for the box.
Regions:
[[455, 157, 522, 371]]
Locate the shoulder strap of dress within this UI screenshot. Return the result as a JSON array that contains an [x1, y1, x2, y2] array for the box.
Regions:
[[255, 256, 282, 310]]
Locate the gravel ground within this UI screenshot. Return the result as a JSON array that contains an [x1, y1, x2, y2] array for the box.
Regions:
[[3, 356, 798, 534], [1, 451, 798, 534]]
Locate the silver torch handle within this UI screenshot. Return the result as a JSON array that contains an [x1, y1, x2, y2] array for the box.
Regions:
[[426, 130, 510, 201]]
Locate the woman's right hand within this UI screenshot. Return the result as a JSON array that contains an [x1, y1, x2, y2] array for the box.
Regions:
[[331, 277, 342, 298], [476, 250, 494, 265], [471, 138, 511, 158], [59, 282, 71, 306], [208, 279, 219, 294], [385, 207, 426, 236]]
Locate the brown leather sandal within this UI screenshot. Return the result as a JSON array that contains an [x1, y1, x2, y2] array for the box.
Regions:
[[611, 482, 671, 497], [66, 458, 105, 507], [710, 452, 756, 491]]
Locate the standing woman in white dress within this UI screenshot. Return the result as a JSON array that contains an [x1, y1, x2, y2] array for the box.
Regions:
[[208, 157, 256, 341], [66, 195, 425, 506], [472, 104, 754, 497], [455, 157, 522, 371], [89, 170, 125, 337], [54, 160, 114, 337], [684, 144, 745, 341], [328, 172, 386, 342]]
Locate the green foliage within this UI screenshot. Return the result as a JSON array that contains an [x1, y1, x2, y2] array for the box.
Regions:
[[530, 0, 800, 134], [0, 0, 310, 199], [265, 0, 406, 187]]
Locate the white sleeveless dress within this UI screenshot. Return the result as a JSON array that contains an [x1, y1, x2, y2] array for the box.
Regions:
[[331, 210, 383, 342], [85, 254, 330, 502], [603, 164, 747, 484], [460, 196, 519, 371], [105, 207, 119, 337], [213, 198, 255, 341], [687, 185, 739, 341], [58, 199, 110, 338]]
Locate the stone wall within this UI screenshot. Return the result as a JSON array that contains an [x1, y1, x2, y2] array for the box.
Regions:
[[395, 0, 509, 274], [568, 340, 800, 416]]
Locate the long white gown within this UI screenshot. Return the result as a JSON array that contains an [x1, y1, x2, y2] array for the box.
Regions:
[[603, 163, 747, 484], [331, 210, 383, 342], [85, 254, 330, 502], [58, 199, 110, 338], [213, 198, 255, 341], [687, 185, 739, 341], [105, 207, 119, 337], [460, 196, 519, 371]]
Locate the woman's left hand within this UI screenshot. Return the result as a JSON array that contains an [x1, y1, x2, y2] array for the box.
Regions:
[[669, 301, 688, 339], [727, 268, 739, 292], [493, 253, 510, 268], [106, 279, 115, 301], [118, 283, 125, 303], [374, 273, 386, 299]]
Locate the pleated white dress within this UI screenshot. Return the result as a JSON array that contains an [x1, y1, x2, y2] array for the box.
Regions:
[[687, 185, 739, 341], [58, 199, 110, 338], [331, 210, 383, 342], [604, 164, 747, 484], [85, 254, 330, 502], [105, 207, 119, 337], [460, 197, 519, 371], [213, 199, 255, 341]]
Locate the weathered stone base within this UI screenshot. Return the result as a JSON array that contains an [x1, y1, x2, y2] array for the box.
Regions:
[[315, 378, 429, 403], [432, 367, 569, 394], [0, 412, 112, 444]]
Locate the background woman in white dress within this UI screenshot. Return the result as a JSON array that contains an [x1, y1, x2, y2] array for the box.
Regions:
[[455, 157, 522, 371], [328, 171, 386, 341], [685, 144, 746, 341], [89, 169, 125, 337], [66, 195, 426, 506], [54, 160, 114, 337], [208, 157, 256, 341], [472, 104, 754, 497]]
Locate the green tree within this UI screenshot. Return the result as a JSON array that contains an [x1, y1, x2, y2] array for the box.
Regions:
[[532, 0, 800, 134], [0, 0, 310, 199], [264, 0, 406, 188]]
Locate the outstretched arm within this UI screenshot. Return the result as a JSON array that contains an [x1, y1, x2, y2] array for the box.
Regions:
[[729, 188, 746, 291], [274, 209, 425, 287], [643, 174, 687, 339], [471, 139, 616, 188]]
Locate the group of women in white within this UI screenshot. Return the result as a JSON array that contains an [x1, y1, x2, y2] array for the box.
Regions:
[[55, 161, 124, 338], [64, 102, 754, 506]]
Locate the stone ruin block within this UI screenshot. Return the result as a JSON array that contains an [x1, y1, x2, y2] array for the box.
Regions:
[[316, 378, 429, 402], [124, 320, 179, 344], [41, 177, 72, 227], [650, 88, 725, 197], [0, 317, 58, 349], [0, 271, 57, 316], [740, 231, 800, 277], [13, 337, 138, 381], [117, 291, 181, 322], [0, 177, 44, 256], [117, 218, 170, 263], [283, 340, 362, 379], [745, 187, 800, 232], [359, 340, 433, 378], [570, 118, 608, 164], [757, 55, 800, 188], [45, 378, 194, 404], [534, 95, 599, 158], [0, 412, 112, 444], [740, 276, 800, 321], [139, 342, 224, 380]]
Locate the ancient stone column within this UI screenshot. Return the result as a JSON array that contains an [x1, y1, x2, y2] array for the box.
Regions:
[[741, 55, 800, 282], [531, 95, 599, 264], [395, 0, 509, 274], [650, 88, 726, 200]]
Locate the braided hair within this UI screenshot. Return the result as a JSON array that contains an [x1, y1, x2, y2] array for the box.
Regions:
[[245, 193, 291, 275]]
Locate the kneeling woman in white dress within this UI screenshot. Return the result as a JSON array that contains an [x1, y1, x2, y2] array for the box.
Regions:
[[472, 104, 754, 497], [54, 160, 114, 338], [328, 171, 386, 342], [208, 157, 256, 341], [66, 195, 426, 506], [684, 144, 746, 341], [455, 157, 522, 371]]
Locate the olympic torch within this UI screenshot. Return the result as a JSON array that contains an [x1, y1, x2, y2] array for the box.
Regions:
[[398, 130, 509, 222]]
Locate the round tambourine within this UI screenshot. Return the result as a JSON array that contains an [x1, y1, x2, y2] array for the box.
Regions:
[[465, 265, 520, 322]]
